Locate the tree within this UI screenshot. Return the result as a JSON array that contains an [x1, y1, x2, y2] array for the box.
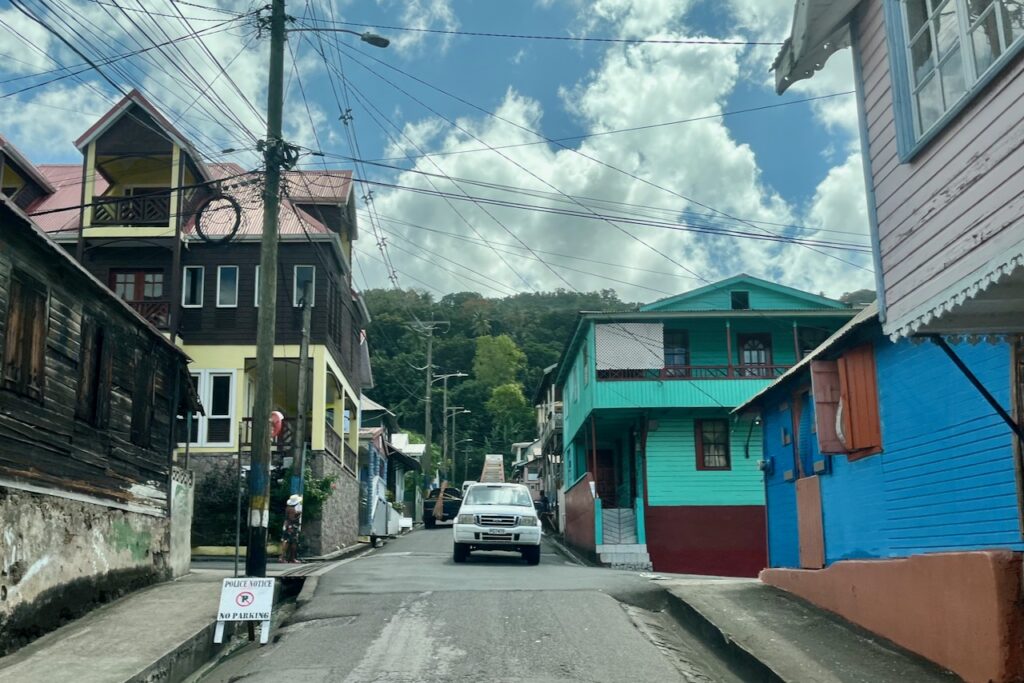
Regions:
[[840, 288, 875, 306], [485, 383, 534, 448], [472, 334, 526, 387]]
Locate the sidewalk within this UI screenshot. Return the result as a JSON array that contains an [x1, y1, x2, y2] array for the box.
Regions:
[[656, 577, 961, 683], [0, 544, 375, 683], [0, 571, 232, 683]]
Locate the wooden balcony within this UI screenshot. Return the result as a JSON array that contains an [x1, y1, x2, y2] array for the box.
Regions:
[[240, 416, 310, 452], [597, 364, 791, 381], [92, 194, 170, 227], [325, 422, 342, 460], [127, 300, 170, 329]]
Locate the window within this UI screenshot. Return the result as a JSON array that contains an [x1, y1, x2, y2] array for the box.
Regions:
[[131, 348, 155, 448], [737, 333, 773, 377], [695, 419, 731, 470], [177, 370, 235, 446], [663, 330, 689, 376], [810, 344, 881, 460], [253, 265, 259, 307], [892, 0, 1024, 151], [3, 270, 47, 401], [110, 269, 164, 302], [293, 265, 315, 307], [182, 266, 204, 307], [76, 316, 112, 427], [730, 290, 750, 310], [798, 327, 831, 359], [217, 266, 238, 308], [179, 373, 201, 444]]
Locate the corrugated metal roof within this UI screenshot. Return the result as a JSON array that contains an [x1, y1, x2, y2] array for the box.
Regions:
[[29, 164, 107, 234], [284, 170, 352, 203]]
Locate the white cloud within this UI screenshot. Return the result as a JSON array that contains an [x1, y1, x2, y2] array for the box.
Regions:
[[376, 0, 459, 55], [362, 0, 873, 301]]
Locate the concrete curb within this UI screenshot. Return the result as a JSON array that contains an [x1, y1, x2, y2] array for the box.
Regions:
[[544, 533, 593, 567], [660, 587, 784, 683], [295, 543, 378, 606]]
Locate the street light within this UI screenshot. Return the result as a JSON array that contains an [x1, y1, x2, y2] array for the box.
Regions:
[[433, 372, 467, 477], [288, 27, 391, 48], [447, 407, 470, 482]]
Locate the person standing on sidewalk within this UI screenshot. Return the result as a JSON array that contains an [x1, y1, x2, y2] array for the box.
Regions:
[[279, 494, 302, 563]]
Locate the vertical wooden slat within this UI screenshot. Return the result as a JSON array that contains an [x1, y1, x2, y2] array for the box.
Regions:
[[810, 360, 845, 453]]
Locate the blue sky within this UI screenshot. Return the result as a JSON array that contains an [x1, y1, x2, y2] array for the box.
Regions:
[[0, 0, 874, 302]]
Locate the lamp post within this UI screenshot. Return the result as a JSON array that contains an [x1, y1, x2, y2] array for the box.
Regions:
[[433, 372, 467, 478], [288, 27, 390, 47], [447, 407, 471, 482]]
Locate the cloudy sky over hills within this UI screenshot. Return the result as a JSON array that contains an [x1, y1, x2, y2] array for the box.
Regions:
[[0, 0, 875, 303]]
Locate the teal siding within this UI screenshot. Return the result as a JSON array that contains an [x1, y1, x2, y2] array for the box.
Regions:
[[646, 414, 764, 506], [662, 284, 835, 312], [564, 324, 596, 440]]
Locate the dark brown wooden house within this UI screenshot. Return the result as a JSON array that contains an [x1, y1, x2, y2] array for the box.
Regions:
[[0, 194, 195, 654]]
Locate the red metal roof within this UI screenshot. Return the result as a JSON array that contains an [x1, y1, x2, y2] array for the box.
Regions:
[[28, 165, 108, 235]]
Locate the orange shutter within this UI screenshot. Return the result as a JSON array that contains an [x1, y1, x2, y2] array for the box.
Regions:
[[839, 345, 881, 457], [810, 360, 845, 453]]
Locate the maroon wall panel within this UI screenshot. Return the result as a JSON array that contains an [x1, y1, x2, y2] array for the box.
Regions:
[[564, 474, 596, 553], [645, 505, 767, 577]]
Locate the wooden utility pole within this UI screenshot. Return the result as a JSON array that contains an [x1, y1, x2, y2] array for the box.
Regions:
[[247, 0, 286, 578], [423, 327, 434, 483], [291, 280, 312, 495]]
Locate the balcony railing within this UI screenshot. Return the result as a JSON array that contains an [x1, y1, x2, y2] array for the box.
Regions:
[[342, 442, 358, 475], [597, 364, 791, 381], [92, 194, 171, 227], [127, 300, 170, 329], [240, 416, 310, 452], [325, 422, 342, 460]]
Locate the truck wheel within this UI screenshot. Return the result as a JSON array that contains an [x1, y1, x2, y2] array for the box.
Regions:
[[453, 542, 469, 563], [424, 516, 435, 529], [522, 545, 540, 565]]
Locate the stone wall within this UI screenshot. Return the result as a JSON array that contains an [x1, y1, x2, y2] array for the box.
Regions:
[[0, 487, 171, 655], [303, 451, 359, 555]]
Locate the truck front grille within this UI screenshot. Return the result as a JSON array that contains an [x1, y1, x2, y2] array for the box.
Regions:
[[476, 514, 517, 527]]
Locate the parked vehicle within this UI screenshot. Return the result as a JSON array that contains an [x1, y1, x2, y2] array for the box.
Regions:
[[452, 483, 542, 565], [423, 485, 462, 529], [461, 480, 477, 496]]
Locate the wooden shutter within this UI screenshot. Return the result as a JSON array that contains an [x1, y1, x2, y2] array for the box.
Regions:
[[97, 330, 113, 428], [76, 317, 98, 421], [810, 360, 845, 453], [838, 344, 881, 456], [3, 275, 25, 387], [131, 347, 155, 447], [26, 284, 47, 400]]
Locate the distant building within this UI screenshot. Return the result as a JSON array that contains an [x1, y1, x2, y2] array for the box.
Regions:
[[0, 194, 195, 653], [556, 275, 855, 573]]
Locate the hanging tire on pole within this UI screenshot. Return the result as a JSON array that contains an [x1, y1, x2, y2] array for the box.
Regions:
[[193, 193, 242, 246]]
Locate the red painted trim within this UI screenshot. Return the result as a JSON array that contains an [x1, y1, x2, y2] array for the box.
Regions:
[[646, 505, 766, 577]]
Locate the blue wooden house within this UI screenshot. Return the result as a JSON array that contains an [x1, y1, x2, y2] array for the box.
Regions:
[[736, 304, 1022, 682], [556, 274, 855, 575]]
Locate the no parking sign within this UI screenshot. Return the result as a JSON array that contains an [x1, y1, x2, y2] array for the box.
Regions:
[[214, 578, 275, 644]]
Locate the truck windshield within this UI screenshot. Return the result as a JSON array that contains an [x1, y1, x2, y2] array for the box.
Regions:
[[464, 486, 533, 507]]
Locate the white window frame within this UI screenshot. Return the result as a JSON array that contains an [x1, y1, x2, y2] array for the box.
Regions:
[[216, 265, 239, 308], [889, 0, 1024, 158], [178, 369, 236, 447], [253, 265, 259, 308], [293, 265, 315, 308], [182, 266, 204, 308]]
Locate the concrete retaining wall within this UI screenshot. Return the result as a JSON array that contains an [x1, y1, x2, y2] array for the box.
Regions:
[[169, 468, 194, 578], [0, 487, 171, 654], [761, 550, 1024, 683]]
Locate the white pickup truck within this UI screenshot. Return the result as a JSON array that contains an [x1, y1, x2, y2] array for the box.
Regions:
[[452, 483, 542, 565]]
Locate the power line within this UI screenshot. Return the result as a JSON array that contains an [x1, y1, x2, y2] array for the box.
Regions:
[[302, 18, 785, 45], [329, 39, 874, 274], [355, 91, 856, 163]]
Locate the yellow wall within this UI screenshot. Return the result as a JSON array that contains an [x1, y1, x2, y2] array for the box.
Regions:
[[175, 343, 360, 456], [84, 142, 184, 238], [0, 163, 26, 193]]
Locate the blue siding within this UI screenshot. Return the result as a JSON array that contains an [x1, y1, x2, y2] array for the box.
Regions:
[[761, 333, 1024, 569], [763, 403, 799, 567]]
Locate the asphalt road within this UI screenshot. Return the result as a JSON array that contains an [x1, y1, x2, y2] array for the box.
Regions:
[[199, 528, 742, 683]]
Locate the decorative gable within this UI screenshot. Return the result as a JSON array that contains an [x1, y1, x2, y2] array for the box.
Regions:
[[640, 274, 849, 313]]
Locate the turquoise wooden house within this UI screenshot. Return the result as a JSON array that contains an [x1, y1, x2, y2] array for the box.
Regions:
[[556, 275, 856, 576]]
